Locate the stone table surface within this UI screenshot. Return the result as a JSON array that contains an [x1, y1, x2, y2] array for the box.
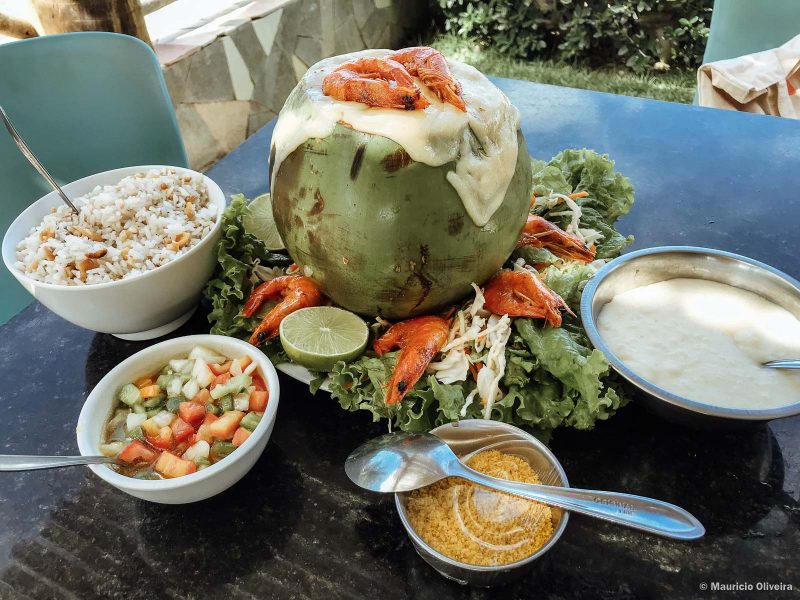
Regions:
[[1, 79, 799, 599]]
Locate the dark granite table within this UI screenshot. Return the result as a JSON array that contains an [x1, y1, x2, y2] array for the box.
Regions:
[[1, 79, 799, 599]]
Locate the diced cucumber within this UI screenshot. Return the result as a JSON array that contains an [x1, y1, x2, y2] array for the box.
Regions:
[[132, 403, 147, 414], [211, 441, 236, 459], [118, 383, 141, 407], [189, 345, 228, 364], [233, 392, 250, 412], [166, 376, 184, 398], [156, 374, 171, 389], [205, 403, 221, 416], [194, 457, 212, 469], [240, 412, 262, 432], [219, 395, 234, 412], [126, 412, 147, 432], [160, 365, 174, 376], [146, 408, 161, 418], [182, 378, 200, 400], [100, 442, 125, 457], [143, 394, 166, 409], [210, 374, 252, 400], [129, 426, 145, 442], [134, 471, 160, 480], [166, 397, 182, 413]]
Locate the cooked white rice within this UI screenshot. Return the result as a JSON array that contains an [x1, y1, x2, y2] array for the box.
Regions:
[[14, 168, 216, 285]]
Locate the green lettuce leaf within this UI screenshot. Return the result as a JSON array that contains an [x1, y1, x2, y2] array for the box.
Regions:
[[512, 319, 628, 429], [205, 194, 292, 342], [534, 149, 635, 224]]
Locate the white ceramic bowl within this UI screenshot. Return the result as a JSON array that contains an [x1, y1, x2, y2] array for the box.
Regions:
[[1, 165, 225, 340], [76, 335, 280, 504]]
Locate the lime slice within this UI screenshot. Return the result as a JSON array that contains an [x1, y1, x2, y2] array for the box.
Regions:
[[279, 307, 369, 372], [244, 193, 285, 250]]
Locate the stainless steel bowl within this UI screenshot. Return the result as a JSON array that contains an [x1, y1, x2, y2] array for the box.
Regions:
[[581, 246, 800, 427], [394, 420, 569, 587]]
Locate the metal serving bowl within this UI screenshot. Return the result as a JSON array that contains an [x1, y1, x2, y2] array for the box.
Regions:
[[394, 420, 569, 587], [581, 246, 800, 427]]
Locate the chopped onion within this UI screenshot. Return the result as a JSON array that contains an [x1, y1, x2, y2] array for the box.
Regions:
[[183, 440, 210, 461], [126, 412, 147, 432], [233, 392, 250, 411], [182, 378, 200, 401], [151, 410, 176, 427]]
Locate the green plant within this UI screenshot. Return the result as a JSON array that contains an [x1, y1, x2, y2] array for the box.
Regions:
[[434, 0, 712, 73]]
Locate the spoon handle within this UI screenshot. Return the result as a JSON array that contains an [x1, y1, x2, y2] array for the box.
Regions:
[[0, 105, 79, 214], [456, 465, 704, 540], [0, 455, 117, 471], [762, 359, 800, 369]]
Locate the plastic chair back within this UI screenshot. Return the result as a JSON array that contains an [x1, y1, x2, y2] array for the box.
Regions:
[[0, 32, 187, 324], [703, 0, 800, 64]]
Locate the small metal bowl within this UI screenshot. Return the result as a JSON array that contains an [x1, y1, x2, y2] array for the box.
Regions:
[[581, 246, 800, 427], [394, 420, 569, 587]]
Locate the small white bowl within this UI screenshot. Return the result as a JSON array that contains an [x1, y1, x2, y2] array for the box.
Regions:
[[1, 165, 225, 340], [76, 335, 280, 504]]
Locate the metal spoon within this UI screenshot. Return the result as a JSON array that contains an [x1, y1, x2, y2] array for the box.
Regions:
[[345, 432, 705, 541], [762, 360, 800, 369], [0, 455, 119, 471], [0, 105, 79, 214]]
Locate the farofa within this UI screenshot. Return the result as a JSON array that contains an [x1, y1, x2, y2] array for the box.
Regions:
[[405, 449, 554, 566]]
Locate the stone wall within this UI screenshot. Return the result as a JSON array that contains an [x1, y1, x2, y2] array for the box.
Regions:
[[161, 0, 429, 169]]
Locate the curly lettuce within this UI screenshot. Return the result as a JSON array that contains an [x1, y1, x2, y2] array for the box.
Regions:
[[205, 194, 291, 342], [530, 149, 634, 259]]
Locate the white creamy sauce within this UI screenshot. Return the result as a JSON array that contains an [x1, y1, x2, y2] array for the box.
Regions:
[[597, 278, 800, 409], [270, 49, 520, 227]]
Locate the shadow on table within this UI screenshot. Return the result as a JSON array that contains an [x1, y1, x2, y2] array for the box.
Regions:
[[552, 404, 786, 537], [1, 442, 303, 598], [136, 442, 303, 586]]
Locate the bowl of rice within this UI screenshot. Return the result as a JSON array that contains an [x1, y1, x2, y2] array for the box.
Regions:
[[2, 165, 225, 339]]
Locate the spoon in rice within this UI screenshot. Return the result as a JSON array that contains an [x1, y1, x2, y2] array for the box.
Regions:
[[0, 105, 79, 214], [346, 431, 705, 540]]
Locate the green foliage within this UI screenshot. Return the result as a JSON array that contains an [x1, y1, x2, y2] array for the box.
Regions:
[[434, 0, 712, 73]]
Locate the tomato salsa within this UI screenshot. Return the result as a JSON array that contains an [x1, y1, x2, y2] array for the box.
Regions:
[[101, 345, 268, 479]]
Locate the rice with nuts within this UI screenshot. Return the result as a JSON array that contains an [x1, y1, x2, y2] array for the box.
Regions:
[[14, 168, 216, 285]]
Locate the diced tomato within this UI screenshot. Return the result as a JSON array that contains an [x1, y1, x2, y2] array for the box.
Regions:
[[179, 401, 206, 428], [134, 376, 154, 388], [209, 361, 232, 376], [251, 372, 267, 391], [209, 372, 231, 390], [249, 390, 268, 412], [139, 384, 161, 399], [232, 427, 251, 447], [237, 355, 253, 371], [145, 425, 174, 450], [154, 452, 197, 478], [118, 440, 158, 464], [195, 413, 219, 443], [170, 417, 194, 443], [208, 410, 244, 440], [190, 388, 212, 405]]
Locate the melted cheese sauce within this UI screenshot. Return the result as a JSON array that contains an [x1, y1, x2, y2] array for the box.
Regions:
[[597, 278, 800, 409], [270, 49, 521, 227]]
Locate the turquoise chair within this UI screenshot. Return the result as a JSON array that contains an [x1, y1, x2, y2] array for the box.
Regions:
[[695, 0, 800, 103], [702, 0, 800, 64], [0, 32, 187, 325]]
